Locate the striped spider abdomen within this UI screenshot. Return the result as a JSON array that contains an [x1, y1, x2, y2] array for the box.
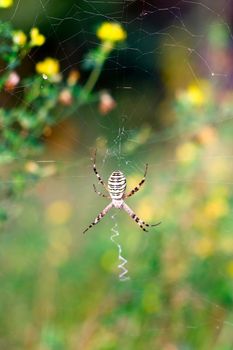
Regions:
[[108, 171, 126, 200]]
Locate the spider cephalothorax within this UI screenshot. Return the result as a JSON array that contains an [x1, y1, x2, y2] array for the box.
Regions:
[[83, 150, 161, 233]]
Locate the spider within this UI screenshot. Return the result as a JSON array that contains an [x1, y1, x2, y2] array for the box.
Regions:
[[83, 150, 161, 234]]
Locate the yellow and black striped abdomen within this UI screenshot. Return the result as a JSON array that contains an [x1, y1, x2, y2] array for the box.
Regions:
[[108, 171, 126, 200]]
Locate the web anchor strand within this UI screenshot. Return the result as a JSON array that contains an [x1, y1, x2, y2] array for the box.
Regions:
[[110, 215, 130, 281]]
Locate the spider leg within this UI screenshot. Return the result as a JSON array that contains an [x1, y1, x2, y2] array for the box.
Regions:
[[122, 202, 161, 232], [93, 184, 110, 198], [151, 222, 162, 227], [83, 202, 113, 234], [92, 149, 108, 190], [124, 163, 148, 199]]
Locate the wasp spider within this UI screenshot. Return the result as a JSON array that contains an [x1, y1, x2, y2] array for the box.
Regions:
[[83, 150, 161, 234]]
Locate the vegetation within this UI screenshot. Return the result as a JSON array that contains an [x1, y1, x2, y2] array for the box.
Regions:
[[0, 1, 233, 349]]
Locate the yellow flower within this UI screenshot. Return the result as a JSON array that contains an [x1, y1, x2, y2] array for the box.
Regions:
[[187, 85, 205, 106], [13, 30, 27, 46], [177, 81, 211, 108], [36, 57, 60, 78], [97, 22, 127, 43], [204, 197, 229, 220], [0, 0, 13, 8], [30, 27, 46, 47]]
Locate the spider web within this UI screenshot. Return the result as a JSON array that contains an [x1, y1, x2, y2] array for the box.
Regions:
[[1, 0, 233, 348]]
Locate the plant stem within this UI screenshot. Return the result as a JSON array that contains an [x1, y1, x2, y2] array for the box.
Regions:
[[83, 42, 113, 97], [83, 64, 103, 96]]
